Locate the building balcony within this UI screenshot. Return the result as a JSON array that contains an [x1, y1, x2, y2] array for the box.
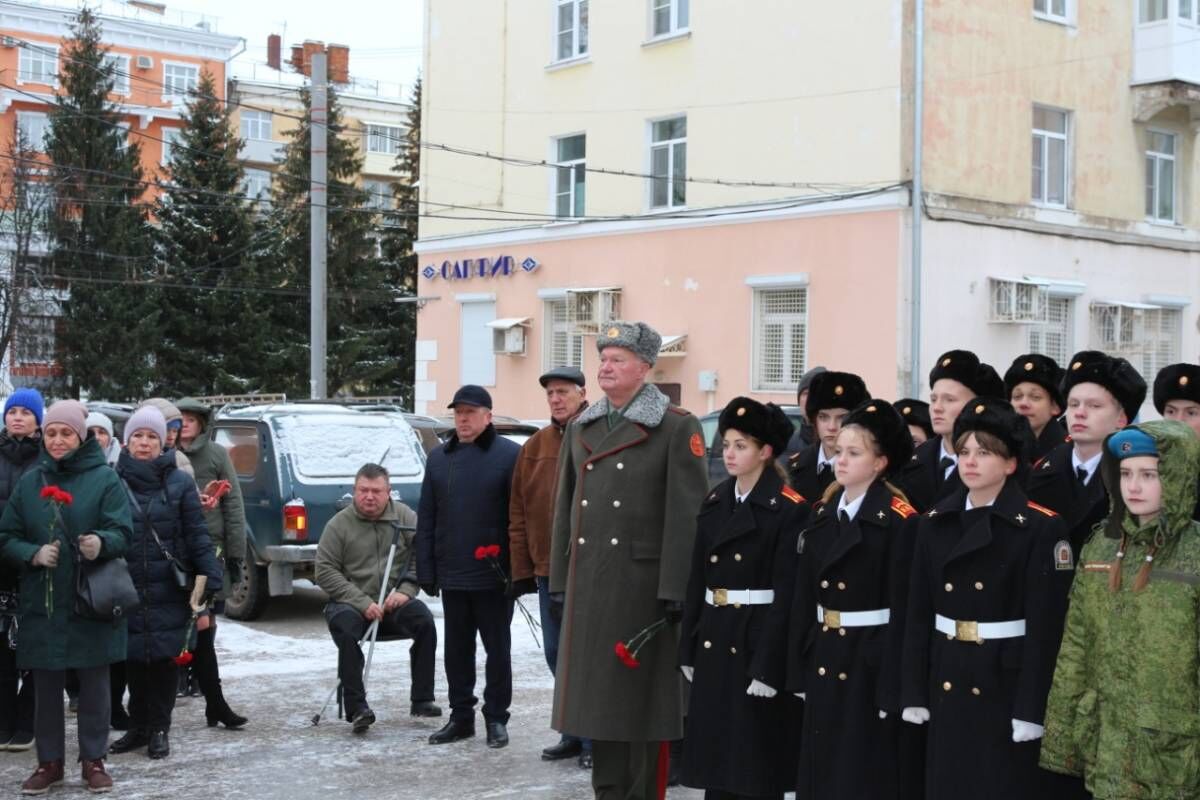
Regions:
[[1132, 2, 1200, 119], [240, 137, 284, 165]]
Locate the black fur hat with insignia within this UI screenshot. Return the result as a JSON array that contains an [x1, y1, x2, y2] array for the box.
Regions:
[[929, 349, 1005, 400], [1060, 350, 1148, 423], [718, 396, 794, 457], [1004, 353, 1065, 409], [894, 398, 933, 441], [1152, 363, 1200, 415], [841, 399, 914, 478], [952, 396, 1035, 466], [804, 371, 869, 422]]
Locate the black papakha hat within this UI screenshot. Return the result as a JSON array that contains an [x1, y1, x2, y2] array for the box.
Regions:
[[841, 399, 914, 478], [1152, 363, 1200, 415], [1004, 353, 1065, 409], [805, 371, 869, 421], [718, 396, 794, 457], [894, 398, 933, 440], [929, 349, 1005, 400], [952, 396, 1035, 463], [1060, 350, 1147, 423]]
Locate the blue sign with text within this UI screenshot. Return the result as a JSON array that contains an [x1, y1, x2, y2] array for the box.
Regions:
[[422, 255, 539, 281]]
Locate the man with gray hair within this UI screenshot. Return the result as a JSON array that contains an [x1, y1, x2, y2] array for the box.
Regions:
[[550, 321, 708, 799]]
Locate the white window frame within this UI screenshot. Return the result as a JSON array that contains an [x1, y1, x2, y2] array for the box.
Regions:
[[115, 121, 130, 152], [1032, 105, 1070, 209], [239, 110, 272, 142], [18, 44, 57, 86], [162, 61, 199, 101], [366, 123, 401, 156], [161, 127, 183, 165], [15, 111, 50, 152], [1139, 0, 1169, 23], [553, 133, 586, 218], [1182, 0, 1198, 23], [1032, 0, 1070, 24], [363, 179, 393, 210], [241, 168, 271, 207], [648, 115, 687, 210], [1145, 129, 1177, 225], [103, 54, 130, 95], [541, 297, 584, 372], [1088, 301, 1182, 381], [553, 0, 589, 64], [1026, 296, 1074, 366], [650, 0, 690, 38], [751, 286, 809, 393]]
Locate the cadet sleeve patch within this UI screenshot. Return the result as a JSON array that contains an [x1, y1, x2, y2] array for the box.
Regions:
[[1027, 501, 1058, 518], [890, 497, 917, 519], [689, 432, 705, 457], [781, 486, 804, 504], [1054, 540, 1074, 571]]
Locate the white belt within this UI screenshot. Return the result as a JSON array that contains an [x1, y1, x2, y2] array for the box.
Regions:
[[934, 613, 1025, 644], [817, 605, 890, 629], [705, 588, 774, 607]]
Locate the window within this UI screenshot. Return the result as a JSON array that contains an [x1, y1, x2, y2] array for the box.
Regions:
[[1089, 303, 1180, 380], [652, 0, 690, 36], [752, 288, 808, 392], [650, 116, 687, 208], [103, 54, 130, 94], [542, 298, 584, 371], [163, 63, 198, 99], [554, 134, 586, 218], [1183, 0, 1195, 21], [14, 316, 56, 364], [1033, 0, 1067, 20], [18, 44, 56, 85], [1027, 297, 1073, 365], [1145, 130, 1176, 223], [115, 121, 130, 151], [241, 168, 271, 207], [363, 179, 393, 210], [16, 112, 50, 151], [19, 181, 53, 219], [367, 124, 401, 155], [1032, 106, 1069, 207], [555, 0, 589, 62], [213, 427, 261, 478], [460, 299, 497, 386], [1140, 0, 1168, 22], [240, 110, 272, 141], [161, 127, 183, 165]]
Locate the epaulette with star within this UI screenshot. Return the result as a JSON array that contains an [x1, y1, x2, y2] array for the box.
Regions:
[[1027, 501, 1058, 518], [1033, 455, 1051, 471], [890, 496, 917, 519], [781, 486, 805, 505]]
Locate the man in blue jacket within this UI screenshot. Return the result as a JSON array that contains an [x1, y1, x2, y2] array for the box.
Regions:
[[417, 385, 521, 749]]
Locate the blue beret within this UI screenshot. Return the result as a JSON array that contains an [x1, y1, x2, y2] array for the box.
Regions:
[[1106, 428, 1158, 460]]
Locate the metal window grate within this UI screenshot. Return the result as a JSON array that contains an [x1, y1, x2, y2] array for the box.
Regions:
[[543, 299, 584, 372], [1027, 296, 1073, 365], [753, 288, 807, 392], [1088, 304, 1179, 381]]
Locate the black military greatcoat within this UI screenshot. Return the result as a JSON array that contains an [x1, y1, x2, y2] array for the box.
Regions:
[[787, 442, 835, 505], [897, 437, 965, 513], [1025, 441, 1107, 554]]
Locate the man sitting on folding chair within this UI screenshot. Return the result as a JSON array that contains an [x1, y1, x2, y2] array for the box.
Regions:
[[315, 463, 442, 733]]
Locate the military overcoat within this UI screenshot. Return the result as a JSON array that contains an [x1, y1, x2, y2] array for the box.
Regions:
[[1026, 441, 1107, 554], [896, 438, 964, 513], [786, 442, 835, 507], [549, 385, 709, 742]]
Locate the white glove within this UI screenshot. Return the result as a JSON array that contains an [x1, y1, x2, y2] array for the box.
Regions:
[[1012, 719, 1044, 742], [794, 692, 806, 700], [680, 665, 694, 682], [901, 707, 930, 725], [879, 710, 888, 719], [746, 679, 777, 698]]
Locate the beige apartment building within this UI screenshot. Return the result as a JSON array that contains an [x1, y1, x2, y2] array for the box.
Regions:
[[416, 0, 1200, 419]]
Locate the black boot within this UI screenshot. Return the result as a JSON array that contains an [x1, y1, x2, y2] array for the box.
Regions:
[[205, 695, 248, 730], [109, 728, 149, 754], [428, 717, 474, 745], [147, 730, 169, 759]]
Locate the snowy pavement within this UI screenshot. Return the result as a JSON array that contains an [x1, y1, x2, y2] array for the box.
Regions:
[[0, 582, 704, 799]]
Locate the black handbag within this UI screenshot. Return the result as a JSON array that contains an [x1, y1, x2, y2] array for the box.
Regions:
[[121, 481, 192, 592]]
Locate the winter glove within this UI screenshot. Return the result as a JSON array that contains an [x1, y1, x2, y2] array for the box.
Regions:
[[549, 593, 564, 624], [746, 680, 777, 698], [680, 665, 694, 682], [78, 535, 102, 561], [662, 600, 685, 625], [31, 542, 60, 568], [506, 577, 537, 599], [224, 558, 243, 586], [902, 707, 930, 725], [420, 583, 439, 598], [794, 692, 806, 700], [1012, 719, 1044, 742]]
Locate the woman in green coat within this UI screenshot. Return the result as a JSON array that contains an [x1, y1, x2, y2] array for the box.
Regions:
[[1041, 420, 1200, 799], [0, 400, 133, 795]]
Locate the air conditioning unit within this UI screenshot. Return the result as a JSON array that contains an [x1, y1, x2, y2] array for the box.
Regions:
[[1089, 302, 1159, 355], [492, 326, 526, 355], [988, 278, 1048, 324], [566, 288, 621, 334], [135, 55, 153, 70]]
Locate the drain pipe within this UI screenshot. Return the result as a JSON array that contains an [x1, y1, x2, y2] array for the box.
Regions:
[[909, 0, 925, 397]]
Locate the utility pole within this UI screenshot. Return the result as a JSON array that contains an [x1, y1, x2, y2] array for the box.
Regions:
[[310, 51, 328, 399], [909, 0, 925, 397]]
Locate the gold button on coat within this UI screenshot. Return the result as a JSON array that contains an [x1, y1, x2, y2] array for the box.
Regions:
[[944, 583, 953, 592], [838, 672, 847, 681], [610, 538, 619, 545], [837, 582, 846, 590], [577, 537, 585, 545], [820, 580, 829, 589], [734, 554, 742, 561], [616, 463, 624, 470], [586, 464, 594, 471], [613, 500, 621, 508], [974, 581, 984, 590], [818, 667, 826, 676], [972, 687, 981, 696], [943, 681, 952, 692], [703, 641, 711, 649], [581, 500, 588, 507], [710, 555, 718, 563], [730, 647, 737, 654]]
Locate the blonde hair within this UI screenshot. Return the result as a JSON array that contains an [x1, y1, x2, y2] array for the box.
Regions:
[[817, 424, 909, 507]]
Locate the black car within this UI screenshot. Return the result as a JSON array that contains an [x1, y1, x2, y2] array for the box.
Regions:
[[698, 404, 806, 487]]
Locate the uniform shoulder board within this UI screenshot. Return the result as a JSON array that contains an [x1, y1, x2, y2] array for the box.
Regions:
[[703, 490, 721, 505], [890, 497, 917, 519], [1027, 501, 1058, 518], [781, 486, 805, 505], [1033, 455, 1051, 471], [668, 406, 689, 416]]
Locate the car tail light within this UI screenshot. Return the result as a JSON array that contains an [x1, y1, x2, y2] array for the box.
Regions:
[[283, 498, 307, 542]]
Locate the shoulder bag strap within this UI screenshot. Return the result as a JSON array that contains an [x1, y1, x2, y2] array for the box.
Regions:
[[120, 479, 185, 568]]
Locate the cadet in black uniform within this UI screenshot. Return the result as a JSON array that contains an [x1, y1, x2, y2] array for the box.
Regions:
[[1026, 351, 1147, 553], [782, 367, 827, 458], [895, 399, 933, 447], [1004, 353, 1067, 464], [787, 399, 920, 800], [900, 399, 1074, 800], [787, 372, 869, 503], [896, 350, 1005, 512], [680, 397, 808, 800], [1152, 362, 1200, 519]]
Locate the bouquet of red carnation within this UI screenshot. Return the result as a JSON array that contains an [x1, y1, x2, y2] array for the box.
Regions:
[[615, 617, 669, 669], [474, 543, 542, 647], [38, 486, 73, 615]]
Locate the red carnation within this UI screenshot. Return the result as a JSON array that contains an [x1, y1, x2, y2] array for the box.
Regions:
[[614, 641, 640, 669], [173, 651, 193, 667], [485, 544, 501, 558], [39, 486, 56, 500], [474, 546, 487, 560], [55, 489, 72, 505], [614, 617, 670, 670]]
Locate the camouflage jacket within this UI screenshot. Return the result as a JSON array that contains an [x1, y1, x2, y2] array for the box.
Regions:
[[1041, 421, 1200, 800]]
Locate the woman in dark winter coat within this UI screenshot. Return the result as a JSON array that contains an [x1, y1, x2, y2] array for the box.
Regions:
[[0, 388, 43, 753], [109, 407, 221, 760], [900, 399, 1075, 800], [679, 397, 808, 800], [787, 399, 920, 800]]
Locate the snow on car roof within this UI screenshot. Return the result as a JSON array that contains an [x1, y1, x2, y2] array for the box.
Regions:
[[271, 412, 424, 481]]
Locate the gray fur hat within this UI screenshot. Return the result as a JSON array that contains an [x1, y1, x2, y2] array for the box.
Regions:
[[595, 320, 662, 367]]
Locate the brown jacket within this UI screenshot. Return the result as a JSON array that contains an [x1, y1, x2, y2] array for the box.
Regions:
[[509, 407, 585, 581]]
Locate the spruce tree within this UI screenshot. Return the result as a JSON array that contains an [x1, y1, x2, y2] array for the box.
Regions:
[[153, 69, 266, 396], [47, 8, 155, 400], [265, 85, 392, 396]]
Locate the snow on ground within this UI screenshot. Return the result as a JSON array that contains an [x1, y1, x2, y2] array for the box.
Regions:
[[0, 584, 704, 799]]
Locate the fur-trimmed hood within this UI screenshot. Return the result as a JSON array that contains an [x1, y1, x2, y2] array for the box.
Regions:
[[576, 384, 671, 428]]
